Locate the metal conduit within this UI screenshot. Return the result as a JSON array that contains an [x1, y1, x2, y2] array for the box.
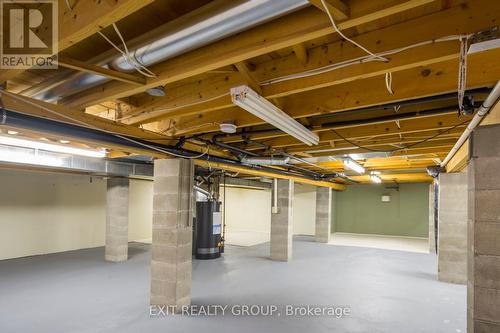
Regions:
[[441, 81, 500, 167]]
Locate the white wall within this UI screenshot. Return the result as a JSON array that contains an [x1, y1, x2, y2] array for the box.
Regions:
[[0, 169, 153, 260], [221, 183, 317, 246], [222, 186, 272, 233], [129, 179, 153, 243], [293, 183, 316, 236]]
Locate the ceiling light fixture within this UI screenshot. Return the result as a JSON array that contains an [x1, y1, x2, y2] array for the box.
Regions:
[[343, 158, 365, 174], [59, 139, 70, 144], [145, 86, 166, 97], [7, 130, 18, 135], [230, 85, 319, 146], [220, 122, 237, 134], [0, 136, 106, 158]]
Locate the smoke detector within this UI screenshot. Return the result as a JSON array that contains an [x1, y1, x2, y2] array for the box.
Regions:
[[145, 86, 165, 97], [220, 122, 237, 134]]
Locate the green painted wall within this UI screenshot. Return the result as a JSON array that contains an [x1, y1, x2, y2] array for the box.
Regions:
[[333, 183, 429, 237]]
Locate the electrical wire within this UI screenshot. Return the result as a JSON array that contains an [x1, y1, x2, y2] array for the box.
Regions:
[[458, 36, 468, 113], [320, 0, 388, 62], [330, 119, 470, 153], [98, 23, 157, 78], [0, 89, 210, 159], [260, 34, 470, 86], [173, 122, 220, 133], [385, 72, 394, 95], [65, 0, 74, 11]]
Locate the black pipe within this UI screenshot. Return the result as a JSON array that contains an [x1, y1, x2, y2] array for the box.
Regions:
[[206, 138, 259, 157], [0, 108, 340, 185], [312, 88, 490, 120], [196, 88, 490, 141], [319, 105, 464, 129]]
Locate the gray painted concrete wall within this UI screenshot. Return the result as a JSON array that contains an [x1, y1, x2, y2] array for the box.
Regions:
[[438, 172, 468, 284]]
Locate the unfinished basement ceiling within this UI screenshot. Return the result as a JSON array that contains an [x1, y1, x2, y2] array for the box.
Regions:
[[1, 0, 499, 188]]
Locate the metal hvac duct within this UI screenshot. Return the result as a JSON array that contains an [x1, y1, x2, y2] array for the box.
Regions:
[[35, 0, 309, 102]]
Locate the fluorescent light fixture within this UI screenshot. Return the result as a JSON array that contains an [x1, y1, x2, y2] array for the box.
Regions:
[[343, 158, 365, 174], [59, 139, 70, 144], [0, 136, 106, 158], [241, 156, 290, 165], [370, 175, 382, 183], [230, 85, 319, 146], [7, 130, 18, 135]]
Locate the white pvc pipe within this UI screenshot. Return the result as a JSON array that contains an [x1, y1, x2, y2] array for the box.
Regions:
[[272, 178, 278, 214], [441, 80, 500, 167]]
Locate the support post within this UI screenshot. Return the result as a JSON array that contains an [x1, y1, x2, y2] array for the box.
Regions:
[[271, 179, 294, 261], [437, 172, 468, 284], [468, 124, 500, 332], [150, 158, 194, 310], [105, 177, 129, 262], [315, 187, 332, 243]]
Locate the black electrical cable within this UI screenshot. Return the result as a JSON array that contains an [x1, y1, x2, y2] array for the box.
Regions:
[[330, 119, 470, 154]]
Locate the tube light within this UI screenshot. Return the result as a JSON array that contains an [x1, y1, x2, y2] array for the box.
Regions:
[[241, 156, 290, 165], [230, 85, 319, 146], [370, 175, 382, 183], [343, 158, 365, 174], [0, 135, 106, 158]]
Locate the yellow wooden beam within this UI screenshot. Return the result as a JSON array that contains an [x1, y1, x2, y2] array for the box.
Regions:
[[234, 61, 262, 94], [292, 43, 309, 65], [443, 95, 500, 172], [125, 0, 499, 126], [0, 0, 154, 82], [239, 112, 465, 148], [0, 91, 236, 160], [282, 134, 462, 155], [168, 50, 500, 135], [308, 0, 350, 19], [61, 0, 435, 108], [350, 173, 433, 183], [194, 160, 346, 190], [57, 57, 146, 86], [481, 99, 500, 126], [0, 92, 169, 141], [445, 140, 468, 173]]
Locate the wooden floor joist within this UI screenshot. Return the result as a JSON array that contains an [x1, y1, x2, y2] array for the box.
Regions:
[[60, 0, 435, 108]]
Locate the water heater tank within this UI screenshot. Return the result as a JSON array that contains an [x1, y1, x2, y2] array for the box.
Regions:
[[194, 201, 222, 259]]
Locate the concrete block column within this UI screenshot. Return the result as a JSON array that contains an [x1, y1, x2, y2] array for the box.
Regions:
[[105, 177, 129, 262], [271, 179, 294, 261], [437, 172, 468, 284], [315, 187, 332, 243], [468, 124, 500, 332], [150, 158, 194, 309]]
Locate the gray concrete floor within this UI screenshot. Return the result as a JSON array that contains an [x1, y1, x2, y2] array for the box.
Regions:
[[0, 236, 465, 333]]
